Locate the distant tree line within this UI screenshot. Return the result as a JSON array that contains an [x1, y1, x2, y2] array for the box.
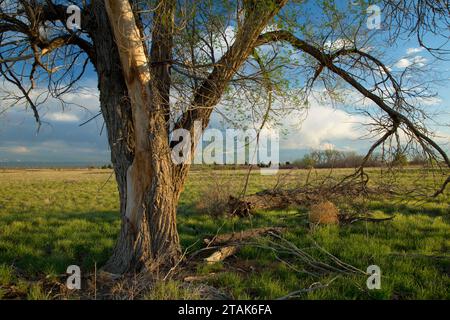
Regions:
[[285, 150, 428, 169]]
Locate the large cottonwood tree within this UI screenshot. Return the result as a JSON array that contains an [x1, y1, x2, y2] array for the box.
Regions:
[[0, 0, 449, 274]]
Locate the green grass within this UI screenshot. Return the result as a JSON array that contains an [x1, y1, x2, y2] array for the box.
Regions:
[[0, 167, 448, 299], [144, 280, 202, 300]]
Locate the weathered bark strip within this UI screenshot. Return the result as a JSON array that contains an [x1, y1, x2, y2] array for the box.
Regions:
[[88, 1, 144, 274], [105, 0, 154, 234], [203, 227, 286, 246]]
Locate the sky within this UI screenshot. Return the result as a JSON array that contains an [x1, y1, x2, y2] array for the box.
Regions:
[[0, 2, 449, 166]]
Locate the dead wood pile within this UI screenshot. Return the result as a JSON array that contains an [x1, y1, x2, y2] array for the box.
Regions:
[[228, 179, 392, 217]]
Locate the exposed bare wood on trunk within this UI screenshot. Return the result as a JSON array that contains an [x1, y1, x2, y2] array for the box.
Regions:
[[88, 1, 142, 273]]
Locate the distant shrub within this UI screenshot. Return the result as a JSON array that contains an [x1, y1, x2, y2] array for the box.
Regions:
[[290, 149, 434, 169], [409, 154, 428, 166], [292, 150, 383, 169], [392, 152, 408, 167]]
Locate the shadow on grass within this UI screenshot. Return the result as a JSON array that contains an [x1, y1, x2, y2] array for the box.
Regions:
[[0, 210, 119, 275], [0, 204, 259, 275]]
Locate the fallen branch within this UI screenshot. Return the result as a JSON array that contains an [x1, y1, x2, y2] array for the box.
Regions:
[[341, 216, 395, 225], [184, 273, 220, 282], [204, 246, 238, 264], [249, 233, 367, 276], [276, 276, 339, 300], [228, 179, 388, 216], [203, 227, 287, 246]]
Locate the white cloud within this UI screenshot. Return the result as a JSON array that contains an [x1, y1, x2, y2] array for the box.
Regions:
[[0, 146, 31, 154], [61, 89, 100, 111], [45, 112, 80, 122], [418, 96, 443, 106], [395, 58, 412, 68], [261, 24, 280, 34], [317, 142, 336, 150], [214, 88, 370, 152], [1, 81, 100, 113], [280, 104, 365, 150], [406, 47, 425, 55], [394, 55, 427, 69], [412, 56, 427, 67], [360, 46, 375, 53]]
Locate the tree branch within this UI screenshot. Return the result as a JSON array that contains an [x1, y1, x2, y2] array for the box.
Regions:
[[256, 30, 450, 195]]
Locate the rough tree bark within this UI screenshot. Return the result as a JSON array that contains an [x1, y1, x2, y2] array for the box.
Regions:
[[94, 0, 182, 274]]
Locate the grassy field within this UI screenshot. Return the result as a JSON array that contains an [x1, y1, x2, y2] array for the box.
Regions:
[[0, 167, 448, 300]]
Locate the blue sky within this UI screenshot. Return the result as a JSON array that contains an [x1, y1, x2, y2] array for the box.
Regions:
[[0, 1, 449, 165]]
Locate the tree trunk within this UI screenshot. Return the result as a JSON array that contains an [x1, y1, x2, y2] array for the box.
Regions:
[[88, 1, 183, 275], [104, 156, 183, 274]]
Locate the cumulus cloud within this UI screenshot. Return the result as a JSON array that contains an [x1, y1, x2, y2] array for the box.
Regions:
[[0, 89, 109, 163], [195, 25, 236, 62], [279, 104, 366, 150], [211, 87, 371, 154], [261, 24, 280, 34], [406, 47, 425, 55], [45, 112, 80, 122], [0, 146, 31, 154], [59, 89, 100, 111], [418, 96, 443, 106], [394, 55, 427, 69], [395, 58, 412, 68]]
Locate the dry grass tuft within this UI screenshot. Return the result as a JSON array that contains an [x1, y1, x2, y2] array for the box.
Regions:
[[308, 201, 339, 225]]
